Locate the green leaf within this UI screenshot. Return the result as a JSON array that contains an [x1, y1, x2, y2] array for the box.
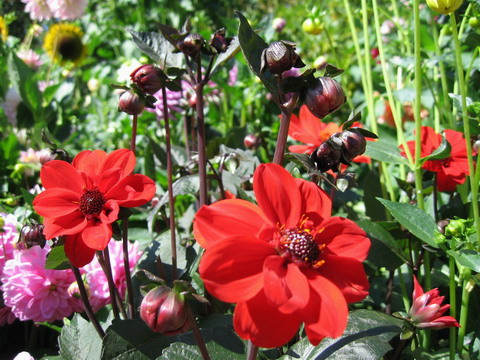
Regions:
[[45, 245, 70, 270], [210, 36, 241, 75], [235, 11, 278, 97], [284, 153, 316, 173], [420, 134, 451, 162], [281, 310, 403, 360], [357, 219, 408, 270], [158, 175, 199, 209], [128, 29, 184, 69], [376, 198, 439, 248], [364, 140, 409, 165], [59, 314, 103, 360], [447, 249, 480, 273]]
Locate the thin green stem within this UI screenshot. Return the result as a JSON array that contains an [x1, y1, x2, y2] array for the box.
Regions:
[[450, 15, 480, 242], [397, 266, 411, 313], [449, 257, 457, 360], [457, 271, 471, 353]]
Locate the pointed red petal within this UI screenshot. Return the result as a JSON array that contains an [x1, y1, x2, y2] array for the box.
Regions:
[[40, 160, 85, 193], [412, 275, 424, 299], [64, 233, 96, 268], [43, 211, 87, 239], [73, 150, 107, 179], [81, 220, 112, 250], [288, 144, 317, 154], [105, 174, 156, 207], [100, 199, 119, 224], [33, 188, 80, 218], [102, 149, 136, 177], [97, 168, 123, 194], [193, 199, 270, 248], [295, 178, 331, 223]]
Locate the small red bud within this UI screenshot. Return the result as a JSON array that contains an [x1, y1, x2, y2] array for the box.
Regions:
[[304, 77, 346, 119], [130, 64, 166, 95], [209, 29, 230, 53], [140, 286, 189, 335], [179, 33, 204, 57], [118, 90, 145, 115], [243, 134, 261, 149]]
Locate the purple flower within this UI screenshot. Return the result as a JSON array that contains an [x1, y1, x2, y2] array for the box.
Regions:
[[228, 65, 238, 86]]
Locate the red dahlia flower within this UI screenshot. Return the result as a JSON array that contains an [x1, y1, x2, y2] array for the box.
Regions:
[[33, 149, 156, 267], [409, 276, 459, 329], [288, 105, 371, 164], [194, 163, 370, 348], [400, 126, 469, 192]]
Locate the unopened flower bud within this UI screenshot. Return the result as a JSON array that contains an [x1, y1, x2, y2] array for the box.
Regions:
[[339, 130, 367, 163], [304, 77, 346, 119], [261, 41, 305, 75], [437, 219, 450, 234], [445, 219, 467, 237], [18, 223, 46, 249], [426, 0, 463, 15], [68, 281, 90, 299], [179, 33, 204, 57], [140, 286, 189, 335], [243, 134, 261, 149], [209, 29, 229, 53], [434, 232, 447, 245], [310, 141, 342, 172], [130, 64, 166, 95], [118, 90, 145, 115], [473, 139, 480, 154], [272, 18, 286, 32]]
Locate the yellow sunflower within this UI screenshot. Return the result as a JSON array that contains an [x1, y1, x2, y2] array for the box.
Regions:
[[43, 23, 86, 66], [0, 16, 8, 42]]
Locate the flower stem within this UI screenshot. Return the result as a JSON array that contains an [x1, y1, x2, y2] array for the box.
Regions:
[[272, 108, 291, 165], [450, 14, 480, 243], [449, 256, 457, 360], [195, 81, 208, 206], [71, 266, 106, 338], [162, 85, 177, 281], [98, 249, 120, 320], [185, 304, 211, 360], [130, 114, 138, 153], [246, 340, 259, 360], [122, 221, 135, 319], [457, 271, 471, 353]]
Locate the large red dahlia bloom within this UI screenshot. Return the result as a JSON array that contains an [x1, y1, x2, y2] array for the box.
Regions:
[[194, 163, 370, 348], [33, 149, 156, 267], [400, 126, 469, 192]]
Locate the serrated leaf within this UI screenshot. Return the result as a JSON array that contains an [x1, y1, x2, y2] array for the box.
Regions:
[[210, 36, 241, 76], [281, 310, 402, 360], [235, 11, 278, 97], [376, 198, 439, 248], [447, 249, 480, 273], [128, 29, 184, 69], [364, 140, 410, 165], [59, 314, 103, 360], [420, 134, 451, 162], [45, 245, 70, 270]]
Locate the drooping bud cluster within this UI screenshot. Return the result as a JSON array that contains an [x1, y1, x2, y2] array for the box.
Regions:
[[17, 223, 46, 249], [140, 286, 189, 335], [209, 28, 231, 53], [261, 41, 305, 75], [310, 128, 367, 173], [179, 33, 204, 58], [304, 77, 346, 119]]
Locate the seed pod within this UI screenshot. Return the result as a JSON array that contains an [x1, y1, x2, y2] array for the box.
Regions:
[[310, 140, 342, 172], [339, 130, 367, 164], [118, 90, 145, 115], [140, 286, 189, 335], [130, 64, 166, 95], [260, 41, 305, 75], [304, 77, 346, 119], [178, 33, 204, 57]]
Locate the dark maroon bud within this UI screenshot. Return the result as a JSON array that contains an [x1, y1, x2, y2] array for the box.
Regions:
[[437, 219, 450, 234], [140, 286, 189, 335], [209, 28, 229, 53], [18, 223, 46, 249], [304, 77, 346, 119], [178, 33, 204, 57], [339, 130, 366, 163], [310, 140, 342, 172], [130, 64, 166, 95], [243, 134, 261, 149], [118, 90, 145, 115], [261, 41, 305, 75]]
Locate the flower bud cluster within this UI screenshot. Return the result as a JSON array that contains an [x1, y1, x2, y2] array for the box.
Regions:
[[261, 41, 305, 75], [17, 223, 46, 249]]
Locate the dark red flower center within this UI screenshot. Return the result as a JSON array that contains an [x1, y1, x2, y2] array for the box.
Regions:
[[79, 189, 105, 216], [278, 227, 325, 268]]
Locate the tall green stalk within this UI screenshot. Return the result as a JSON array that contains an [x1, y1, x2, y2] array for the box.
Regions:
[[449, 257, 457, 360]]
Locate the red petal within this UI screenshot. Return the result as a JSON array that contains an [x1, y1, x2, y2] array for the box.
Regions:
[[412, 275, 424, 299], [81, 220, 112, 250], [352, 154, 371, 164], [73, 150, 107, 179], [253, 163, 302, 228], [320, 217, 370, 261], [100, 200, 119, 224], [40, 160, 85, 193], [296, 179, 331, 224], [302, 272, 348, 343], [319, 254, 370, 303], [199, 236, 275, 303], [436, 172, 465, 192], [98, 168, 123, 194], [288, 107, 324, 145], [288, 144, 317, 155], [33, 188, 80, 218], [105, 174, 156, 207], [445, 129, 467, 157], [193, 199, 270, 248], [263, 256, 310, 313], [420, 126, 442, 156], [102, 149, 136, 178], [64, 233, 96, 268], [234, 291, 301, 348], [43, 211, 87, 239]]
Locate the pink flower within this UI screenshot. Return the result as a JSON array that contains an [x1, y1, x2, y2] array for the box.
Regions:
[[21, 0, 53, 21], [82, 240, 142, 312], [1, 88, 22, 126], [148, 86, 185, 120], [17, 49, 42, 70], [0, 213, 18, 276], [228, 65, 238, 86], [1, 244, 83, 322], [409, 276, 459, 329], [48, 0, 88, 20]]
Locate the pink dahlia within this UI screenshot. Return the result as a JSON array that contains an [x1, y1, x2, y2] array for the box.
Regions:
[[1, 244, 83, 322], [48, 0, 88, 20], [82, 240, 142, 312], [21, 0, 53, 21], [17, 49, 42, 70], [0, 212, 18, 275]]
